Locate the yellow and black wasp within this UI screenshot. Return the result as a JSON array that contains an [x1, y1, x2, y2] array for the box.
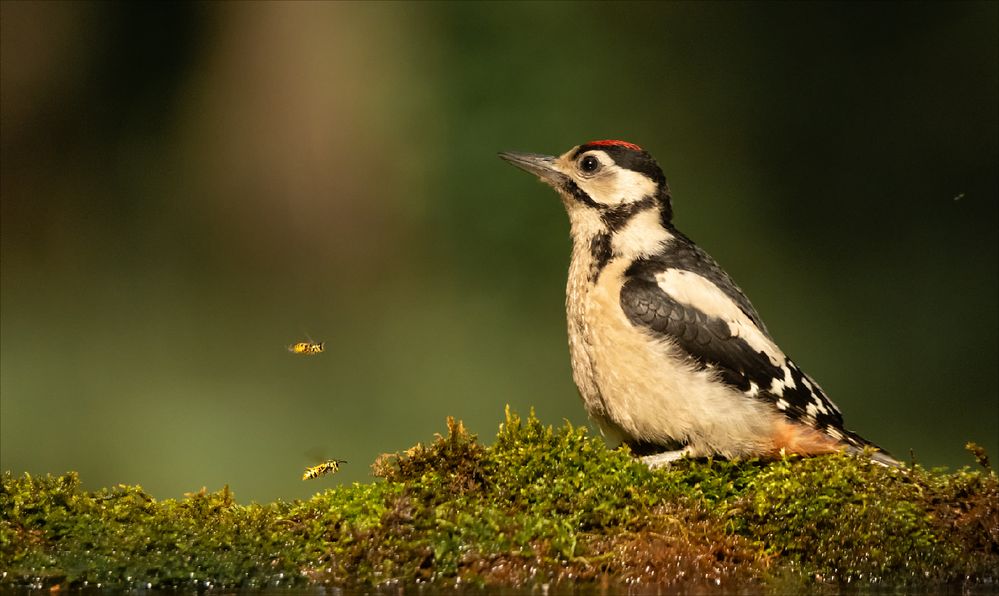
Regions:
[[288, 333, 324, 355], [302, 459, 346, 481]]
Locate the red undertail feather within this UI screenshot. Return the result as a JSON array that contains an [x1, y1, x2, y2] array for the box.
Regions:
[[770, 420, 844, 456]]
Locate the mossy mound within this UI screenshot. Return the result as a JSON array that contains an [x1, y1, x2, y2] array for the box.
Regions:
[[2, 409, 996, 590]]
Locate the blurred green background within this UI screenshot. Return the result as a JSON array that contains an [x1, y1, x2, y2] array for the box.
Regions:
[[2, 2, 996, 503]]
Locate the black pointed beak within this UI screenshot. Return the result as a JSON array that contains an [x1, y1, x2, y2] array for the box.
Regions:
[[498, 151, 563, 185]]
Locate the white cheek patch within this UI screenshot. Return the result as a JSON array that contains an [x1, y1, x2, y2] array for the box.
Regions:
[[611, 209, 673, 258], [654, 269, 786, 367], [578, 168, 658, 206]]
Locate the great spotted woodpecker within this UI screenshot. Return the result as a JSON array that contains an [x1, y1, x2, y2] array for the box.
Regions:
[[500, 140, 898, 467]]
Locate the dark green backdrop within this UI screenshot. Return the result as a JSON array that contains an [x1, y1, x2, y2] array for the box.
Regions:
[[2, 2, 996, 502]]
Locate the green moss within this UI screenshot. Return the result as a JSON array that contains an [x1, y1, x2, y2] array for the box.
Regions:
[[2, 409, 996, 590]]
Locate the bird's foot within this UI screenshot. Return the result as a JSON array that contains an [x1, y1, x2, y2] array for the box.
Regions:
[[640, 446, 693, 469]]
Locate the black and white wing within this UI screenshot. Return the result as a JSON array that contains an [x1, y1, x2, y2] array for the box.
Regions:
[[620, 237, 857, 444]]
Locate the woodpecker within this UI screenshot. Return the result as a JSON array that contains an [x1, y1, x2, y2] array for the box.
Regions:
[[499, 140, 898, 467]]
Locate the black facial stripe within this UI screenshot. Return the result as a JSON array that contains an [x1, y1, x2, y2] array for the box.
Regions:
[[587, 197, 656, 282], [588, 233, 612, 282], [562, 179, 601, 209], [565, 162, 662, 283], [568, 146, 673, 223], [565, 178, 659, 232], [601, 195, 656, 231]]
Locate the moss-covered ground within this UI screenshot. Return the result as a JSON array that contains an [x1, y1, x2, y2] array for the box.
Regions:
[[2, 409, 997, 590]]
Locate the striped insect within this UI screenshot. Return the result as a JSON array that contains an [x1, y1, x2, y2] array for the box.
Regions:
[[302, 459, 346, 481], [288, 333, 324, 355]]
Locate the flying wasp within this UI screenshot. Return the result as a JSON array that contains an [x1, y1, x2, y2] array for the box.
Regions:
[[288, 333, 324, 355], [288, 341, 324, 355], [302, 459, 346, 481]]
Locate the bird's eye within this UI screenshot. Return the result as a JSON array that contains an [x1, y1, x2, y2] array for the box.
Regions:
[[580, 155, 600, 173]]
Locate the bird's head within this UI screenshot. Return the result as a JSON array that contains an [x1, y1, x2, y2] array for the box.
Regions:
[[500, 140, 674, 258]]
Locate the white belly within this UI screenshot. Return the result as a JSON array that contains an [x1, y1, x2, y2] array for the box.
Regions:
[[565, 258, 780, 458]]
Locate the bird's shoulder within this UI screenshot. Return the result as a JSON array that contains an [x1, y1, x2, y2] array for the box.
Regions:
[[623, 230, 768, 333]]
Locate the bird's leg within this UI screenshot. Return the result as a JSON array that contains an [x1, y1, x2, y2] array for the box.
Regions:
[[640, 446, 693, 468]]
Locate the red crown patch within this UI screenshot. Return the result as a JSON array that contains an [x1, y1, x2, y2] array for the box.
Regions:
[[585, 140, 643, 151]]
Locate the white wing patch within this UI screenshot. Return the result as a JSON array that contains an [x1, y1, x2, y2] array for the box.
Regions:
[[647, 267, 846, 431], [654, 268, 785, 367]]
